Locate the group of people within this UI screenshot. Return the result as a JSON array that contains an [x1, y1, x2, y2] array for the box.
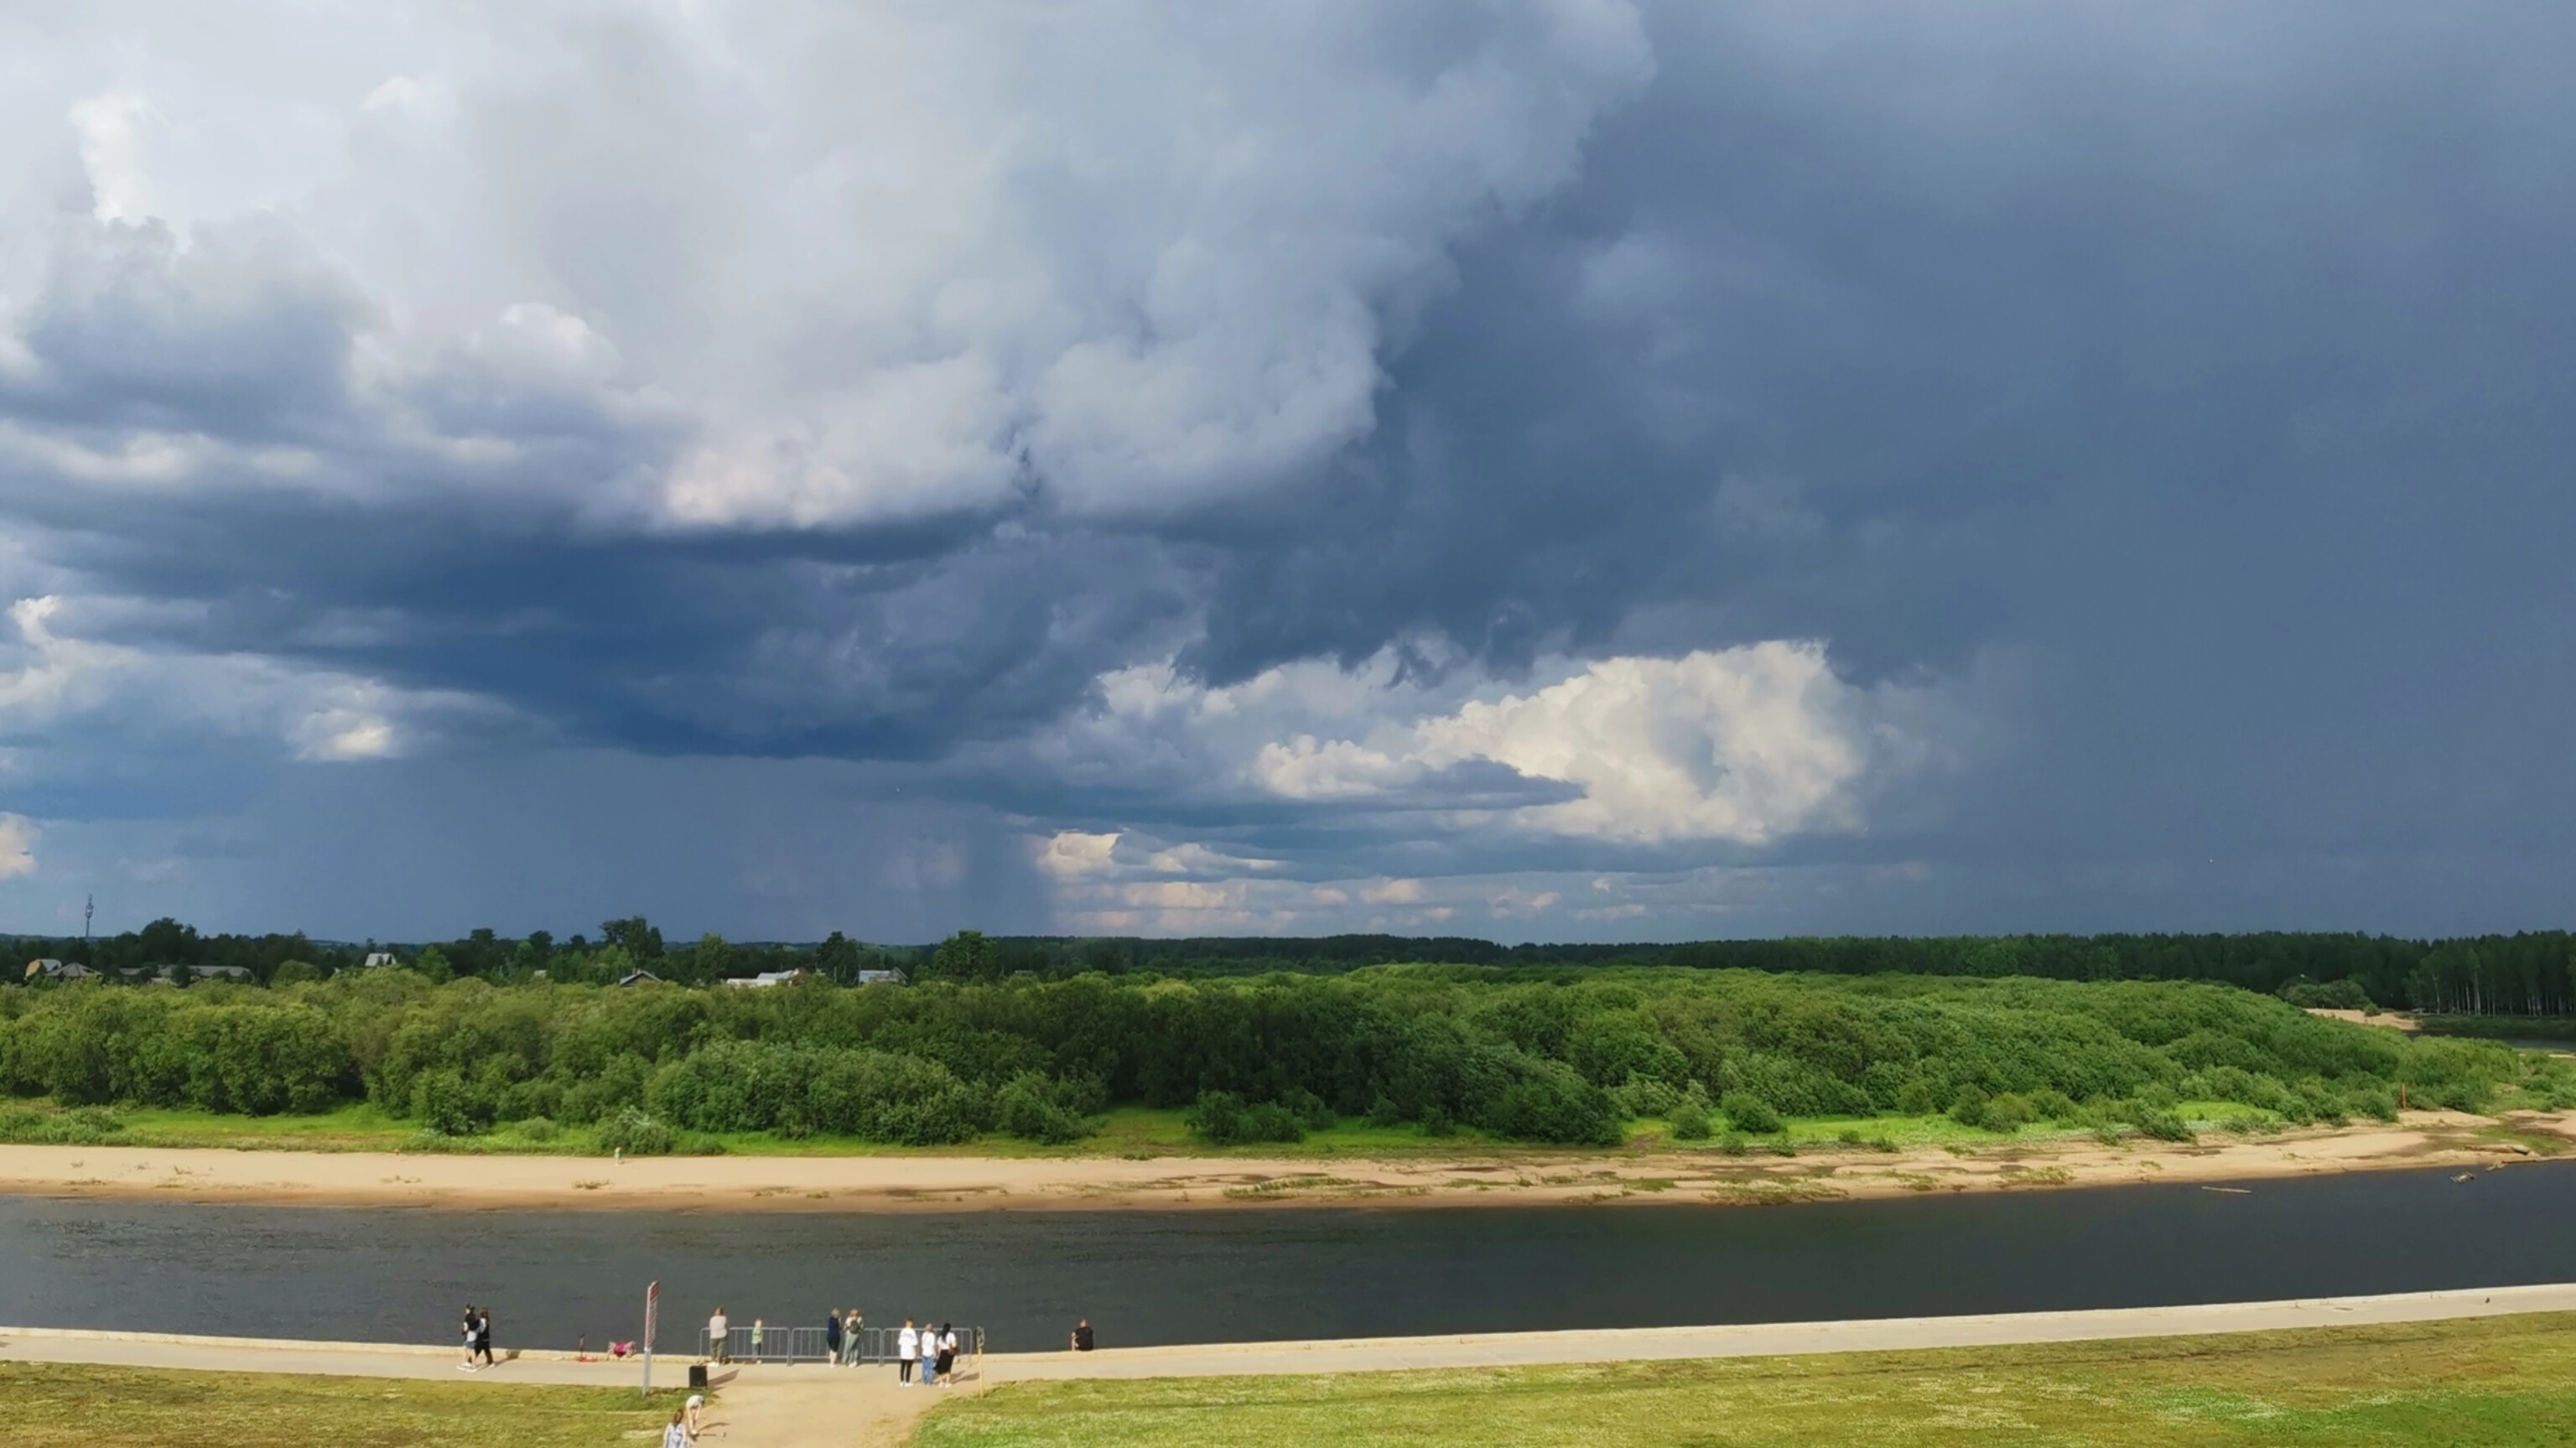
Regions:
[[456, 1305, 496, 1370], [894, 1319, 962, 1387]]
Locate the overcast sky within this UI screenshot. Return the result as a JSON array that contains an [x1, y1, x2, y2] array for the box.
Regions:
[[2, 1, 2570, 944]]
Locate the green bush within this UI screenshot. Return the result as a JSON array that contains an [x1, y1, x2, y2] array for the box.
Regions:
[[595, 1107, 676, 1155], [1948, 1083, 1992, 1129], [1722, 1092, 1784, 1134], [1668, 1082, 1714, 1140], [1983, 1092, 2037, 1132], [995, 1072, 1093, 1144], [411, 1070, 480, 1135], [1185, 1091, 1306, 1145], [514, 1116, 561, 1143]]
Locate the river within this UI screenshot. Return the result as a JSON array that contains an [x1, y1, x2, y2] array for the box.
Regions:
[[3, 1161, 2570, 1352]]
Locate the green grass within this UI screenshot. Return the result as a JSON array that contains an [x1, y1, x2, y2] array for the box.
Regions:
[[914, 1314, 2576, 1448], [2, 1362, 685, 1448]]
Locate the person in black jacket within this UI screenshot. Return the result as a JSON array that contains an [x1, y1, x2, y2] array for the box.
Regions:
[[825, 1310, 844, 1365], [1070, 1318, 1095, 1352]]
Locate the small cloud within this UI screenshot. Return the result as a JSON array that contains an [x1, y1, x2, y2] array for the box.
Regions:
[[1033, 829, 1121, 880], [67, 91, 161, 223], [0, 813, 36, 878]]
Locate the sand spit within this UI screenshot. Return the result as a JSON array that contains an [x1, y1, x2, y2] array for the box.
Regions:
[[0, 1110, 2564, 1214]]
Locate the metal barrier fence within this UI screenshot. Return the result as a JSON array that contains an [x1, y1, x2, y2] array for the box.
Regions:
[[697, 1324, 984, 1374]]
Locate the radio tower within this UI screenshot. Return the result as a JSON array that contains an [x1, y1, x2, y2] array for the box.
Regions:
[[84, 894, 93, 944]]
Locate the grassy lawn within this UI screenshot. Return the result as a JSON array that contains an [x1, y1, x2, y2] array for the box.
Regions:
[[915, 1315, 2576, 1448], [2, 1362, 684, 1448]]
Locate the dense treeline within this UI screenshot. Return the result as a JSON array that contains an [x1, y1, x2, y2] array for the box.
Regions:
[[945, 932, 2576, 1015], [17, 922, 2574, 1016], [3, 967, 2563, 1150]]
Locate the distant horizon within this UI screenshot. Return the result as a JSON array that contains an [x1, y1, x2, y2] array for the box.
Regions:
[[10, 920, 2572, 954]]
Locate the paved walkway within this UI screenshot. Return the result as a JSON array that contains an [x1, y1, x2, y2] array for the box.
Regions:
[[984, 1281, 2576, 1382], [7, 1284, 2573, 1444]]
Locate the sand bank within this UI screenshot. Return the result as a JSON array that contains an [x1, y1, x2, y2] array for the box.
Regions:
[[0, 1109, 2563, 1213]]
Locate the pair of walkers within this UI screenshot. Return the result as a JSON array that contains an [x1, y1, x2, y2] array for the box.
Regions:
[[823, 1308, 865, 1367], [894, 1319, 958, 1387], [457, 1305, 496, 1370]]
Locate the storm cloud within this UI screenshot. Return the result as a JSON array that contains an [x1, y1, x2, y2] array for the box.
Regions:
[[1, 1, 2569, 941]]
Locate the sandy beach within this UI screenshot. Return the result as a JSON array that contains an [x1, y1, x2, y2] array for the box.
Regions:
[[0, 1109, 2562, 1213]]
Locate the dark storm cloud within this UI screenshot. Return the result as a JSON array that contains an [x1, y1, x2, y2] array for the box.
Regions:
[[5, 0, 2574, 936]]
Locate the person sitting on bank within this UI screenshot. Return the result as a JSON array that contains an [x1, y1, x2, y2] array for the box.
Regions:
[[1070, 1318, 1095, 1352]]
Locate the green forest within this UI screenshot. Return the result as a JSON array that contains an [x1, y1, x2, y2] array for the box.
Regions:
[[3, 963, 2567, 1153], [13, 919, 2576, 1016]]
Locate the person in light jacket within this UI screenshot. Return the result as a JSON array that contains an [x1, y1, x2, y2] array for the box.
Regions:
[[896, 1320, 918, 1386]]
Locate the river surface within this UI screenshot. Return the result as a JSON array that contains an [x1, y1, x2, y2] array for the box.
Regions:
[[3, 1162, 2572, 1352]]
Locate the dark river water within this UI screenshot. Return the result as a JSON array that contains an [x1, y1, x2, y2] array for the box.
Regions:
[[3, 1162, 2571, 1353]]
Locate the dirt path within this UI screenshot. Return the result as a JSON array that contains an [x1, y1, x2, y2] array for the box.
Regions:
[[0, 1109, 2562, 1214]]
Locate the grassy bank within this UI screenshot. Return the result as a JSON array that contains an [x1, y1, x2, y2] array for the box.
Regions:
[[2, 1362, 683, 1448], [918, 1314, 2576, 1448]]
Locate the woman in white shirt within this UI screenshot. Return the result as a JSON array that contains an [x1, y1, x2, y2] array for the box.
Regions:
[[896, 1321, 919, 1386]]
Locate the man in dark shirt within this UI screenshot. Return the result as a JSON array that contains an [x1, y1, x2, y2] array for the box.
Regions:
[[1070, 1319, 1095, 1352], [826, 1310, 844, 1364]]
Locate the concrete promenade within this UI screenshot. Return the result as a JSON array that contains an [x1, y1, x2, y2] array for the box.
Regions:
[[984, 1280, 2576, 1382], [7, 1283, 2574, 1445]]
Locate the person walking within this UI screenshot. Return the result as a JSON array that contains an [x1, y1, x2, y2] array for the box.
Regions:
[[935, 1323, 957, 1385], [707, 1306, 730, 1364], [825, 1309, 844, 1367], [896, 1320, 918, 1386], [662, 1407, 689, 1448], [1070, 1318, 1095, 1352], [459, 1305, 480, 1371], [475, 1305, 496, 1368]]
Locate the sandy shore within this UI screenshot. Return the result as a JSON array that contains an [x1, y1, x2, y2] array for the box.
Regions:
[[0, 1109, 2563, 1213]]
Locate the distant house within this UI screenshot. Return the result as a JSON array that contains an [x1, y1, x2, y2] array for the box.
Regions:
[[155, 963, 252, 983], [22, 958, 71, 982], [361, 952, 400, 969], [853, 968, 908, 986], [722, 969, 810, 989], [615, 969, 664, 988]]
